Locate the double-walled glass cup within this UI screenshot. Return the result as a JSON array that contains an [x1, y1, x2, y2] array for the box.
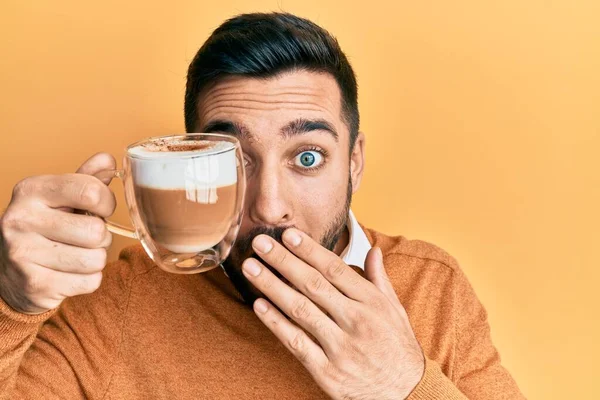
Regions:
[[96, 134, 245, 274]]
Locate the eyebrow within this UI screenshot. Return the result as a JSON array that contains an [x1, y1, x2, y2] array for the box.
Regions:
[[201, 118, 338, 142], [280, 118, 338, 142], [201, 120, 251, 139]]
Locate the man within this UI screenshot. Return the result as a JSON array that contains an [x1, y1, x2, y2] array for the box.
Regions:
[[0, 12, 524, 399]]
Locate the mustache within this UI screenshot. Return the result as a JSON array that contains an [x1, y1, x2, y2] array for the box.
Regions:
[[232, 225, 299, 284], [234, 225, 295, 258]]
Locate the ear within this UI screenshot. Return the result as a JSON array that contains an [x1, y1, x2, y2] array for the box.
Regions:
[[350, 132, 366, 194]]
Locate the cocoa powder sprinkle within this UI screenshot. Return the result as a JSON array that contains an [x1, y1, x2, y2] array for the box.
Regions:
[[141, 139, 216, 152]]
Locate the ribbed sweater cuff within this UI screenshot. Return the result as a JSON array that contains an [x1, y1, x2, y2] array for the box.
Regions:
[[0, 296, 56, 343], [407, 357, 467, 400]]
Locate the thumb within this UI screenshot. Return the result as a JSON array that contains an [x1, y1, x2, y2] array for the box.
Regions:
[[76, 153, 117, 184], [364, 247, 401, 307]]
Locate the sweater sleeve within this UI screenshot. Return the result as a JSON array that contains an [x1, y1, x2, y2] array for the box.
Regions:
[[405, 256, 525, 400], [0, 249, 140, 399], [0, 297, 57, 399], [407, 357, 468, 400], [449, 264, 525, 399]]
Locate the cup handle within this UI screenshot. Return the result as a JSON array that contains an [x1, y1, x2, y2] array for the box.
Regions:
[[88, 169, 138, 239]]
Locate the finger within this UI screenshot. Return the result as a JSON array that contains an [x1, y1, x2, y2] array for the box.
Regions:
[[364, 247, 402, 308], [20, 263, 104, 300], [25, 234, 108, 274], [242, 257, 343, 353], [30, 174, 116, 217], [33, 207, 112, 249], [252, 297, 329, 377], [76, 153, 117, 184], [251, 234, 355, 327], [280, 228, 378, 302], [54, 271, 102, 297], [50, 270, 104, 298]]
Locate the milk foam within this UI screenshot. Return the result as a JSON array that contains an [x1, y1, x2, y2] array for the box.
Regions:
[[128, 139, 238, 190], [128, 139, 234, 158]]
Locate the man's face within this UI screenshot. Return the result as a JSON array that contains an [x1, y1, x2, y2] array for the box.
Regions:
[[195, 70, 365, 302]]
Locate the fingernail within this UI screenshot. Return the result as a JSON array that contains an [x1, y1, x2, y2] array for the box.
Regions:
[[283, 229, 302, 246], [253, 236, 273, 253], [243, 259, 262, 277], [254, 299, 269, 313]]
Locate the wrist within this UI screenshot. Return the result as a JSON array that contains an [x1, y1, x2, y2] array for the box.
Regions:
[[396, 343, 426, 399]]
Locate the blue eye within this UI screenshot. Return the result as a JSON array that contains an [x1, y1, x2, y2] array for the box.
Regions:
[[295, 151, 323, 168]]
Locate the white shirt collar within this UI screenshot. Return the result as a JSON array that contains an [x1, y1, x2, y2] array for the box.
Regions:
[[340, 209, 372, 270]]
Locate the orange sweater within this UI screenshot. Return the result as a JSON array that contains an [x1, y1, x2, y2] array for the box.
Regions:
[[0, 228, 524, 399]]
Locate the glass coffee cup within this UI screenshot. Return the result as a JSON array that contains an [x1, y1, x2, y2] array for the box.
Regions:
[[93, 134, 245, 274]]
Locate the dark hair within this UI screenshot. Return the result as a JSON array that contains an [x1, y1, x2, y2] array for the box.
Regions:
[[184, 12, 360, 149]]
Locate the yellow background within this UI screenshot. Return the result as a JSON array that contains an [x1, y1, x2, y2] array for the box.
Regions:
[[1, 1, 599, 398]]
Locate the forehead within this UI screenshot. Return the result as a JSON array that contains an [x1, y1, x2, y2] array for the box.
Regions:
[[195, 70, 346, 139]]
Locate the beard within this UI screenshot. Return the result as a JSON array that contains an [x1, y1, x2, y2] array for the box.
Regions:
[[222, 176, 353, 305]]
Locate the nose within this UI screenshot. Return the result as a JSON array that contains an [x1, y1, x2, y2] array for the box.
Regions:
[[247, 165, 293, 226]]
